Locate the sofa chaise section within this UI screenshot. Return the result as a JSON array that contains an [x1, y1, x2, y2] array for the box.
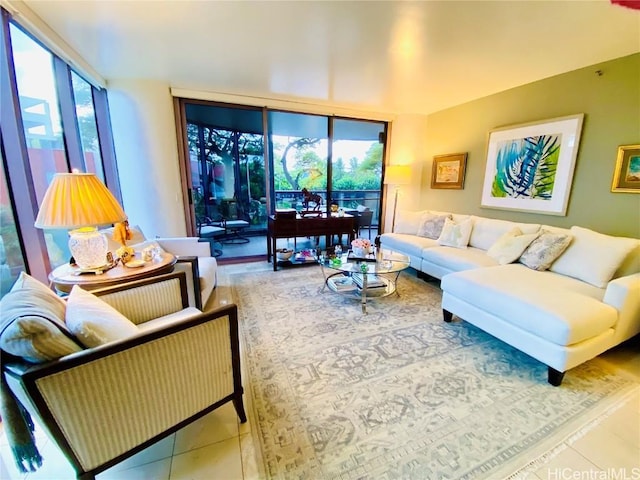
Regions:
[[380, 209, 640, 385]]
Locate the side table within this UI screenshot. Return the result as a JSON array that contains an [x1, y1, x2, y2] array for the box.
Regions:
[[49, 251, 177, 294]]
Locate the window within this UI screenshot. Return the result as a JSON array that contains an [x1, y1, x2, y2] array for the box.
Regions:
[[71, 71, 105, 182], [10, 23, 66, 204], [0, 8, 122, 291], [0, 145, 26, 296]]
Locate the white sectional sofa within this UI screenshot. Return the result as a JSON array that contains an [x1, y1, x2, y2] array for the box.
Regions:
[[380, 210, 640, 385]]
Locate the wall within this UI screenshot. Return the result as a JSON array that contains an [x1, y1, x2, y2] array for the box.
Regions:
[[421, 53, 640, 238], [384, 114, 428, 231], [107, 80, 187, 238]]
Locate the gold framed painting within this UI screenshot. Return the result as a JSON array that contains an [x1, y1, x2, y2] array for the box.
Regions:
[[431, 153, 467, 189], [611, 144, 640, 193]]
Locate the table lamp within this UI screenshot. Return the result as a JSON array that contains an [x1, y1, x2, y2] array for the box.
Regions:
[[34, 172, 127, 269], [383, 165, 411, 232]]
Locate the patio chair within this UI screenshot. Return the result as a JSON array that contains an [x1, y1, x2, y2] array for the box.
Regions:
[[356, 208, 374, 240]]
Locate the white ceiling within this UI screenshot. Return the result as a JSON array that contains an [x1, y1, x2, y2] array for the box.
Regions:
[[15, 0, 640, 115]]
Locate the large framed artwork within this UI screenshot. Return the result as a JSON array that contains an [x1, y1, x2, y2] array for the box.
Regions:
[[481, 114, 584, 216], [611, 144, 640, 193]]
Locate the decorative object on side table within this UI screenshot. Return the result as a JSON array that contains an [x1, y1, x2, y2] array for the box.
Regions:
[[481, 114, 584, 216], [431, 153, 468, 189], [611, 144, 640, 193]]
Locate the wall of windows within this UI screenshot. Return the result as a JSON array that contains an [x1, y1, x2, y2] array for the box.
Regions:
[[0, 7, 121, 296]]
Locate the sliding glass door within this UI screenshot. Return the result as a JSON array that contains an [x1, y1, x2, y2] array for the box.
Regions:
[[186, 104, 266, 235], [177, 100, 387, 260], [268, 111, 329, 210], [331, 118, 385, 227]]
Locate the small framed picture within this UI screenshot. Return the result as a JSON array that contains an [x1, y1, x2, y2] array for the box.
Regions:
[[431, 153, 468, 189], [611, 144, 640, 193]]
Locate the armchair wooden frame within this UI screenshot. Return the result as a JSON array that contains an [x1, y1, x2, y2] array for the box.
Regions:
[[2, 272, 246, 480]]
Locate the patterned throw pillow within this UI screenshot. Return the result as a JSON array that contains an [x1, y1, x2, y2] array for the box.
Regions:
[[417, 213, 451, 239], [394, 210, 428, 235], [437, 217, 474, 248], [518, 230, 573, 271], [0, 272, 83, 362], [66, 285, 140, 348], [487, 227, 540, 265]]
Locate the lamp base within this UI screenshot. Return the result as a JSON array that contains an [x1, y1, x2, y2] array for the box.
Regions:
[[68, 227, 109, 269]]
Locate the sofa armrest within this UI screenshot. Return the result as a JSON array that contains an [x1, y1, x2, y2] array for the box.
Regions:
[[156, 237, 212, 257], [89, 271, 190, 324], [4, 304, 242, 473], [603, 273, 640, 342]]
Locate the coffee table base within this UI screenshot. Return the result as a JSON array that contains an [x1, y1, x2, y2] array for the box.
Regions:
[[322, 271, 401, 314]]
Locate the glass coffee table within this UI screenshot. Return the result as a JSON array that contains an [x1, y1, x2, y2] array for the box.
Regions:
[[319, 249, 411, 314]]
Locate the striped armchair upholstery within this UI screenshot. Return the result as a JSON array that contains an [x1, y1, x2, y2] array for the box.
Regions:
[[2, 272, 246, 480]]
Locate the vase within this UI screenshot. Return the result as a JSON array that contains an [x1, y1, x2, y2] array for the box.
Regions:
[[352, 247, 366, 258]]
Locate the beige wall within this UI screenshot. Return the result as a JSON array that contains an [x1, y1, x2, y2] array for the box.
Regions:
[[384, 114, 428, 232], [420, 53, 640, 238], [108, 80, 187, 238]]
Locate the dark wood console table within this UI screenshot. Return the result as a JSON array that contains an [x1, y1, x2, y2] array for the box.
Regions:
[[267, 213, 356, 271]]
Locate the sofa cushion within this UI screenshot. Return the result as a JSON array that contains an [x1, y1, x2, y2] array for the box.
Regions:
[[417, 213, 451, 239], [469, 217, 540, 250], [487, 227, 540, 265], [615, 243, 640, 278], [394, 210, 428, 235], [0, 272, 82, 362], [66, 286, 140, 348], [380, 233, 438, 258], [441, 265, 616, 346], [437, 217, 473, 248], [519, 229, 573, 271], [421, 246, 499, 272], [548, 226, 639, 288]]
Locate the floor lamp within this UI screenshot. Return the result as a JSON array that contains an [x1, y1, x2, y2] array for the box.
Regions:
[[383, 165, 411, 233]]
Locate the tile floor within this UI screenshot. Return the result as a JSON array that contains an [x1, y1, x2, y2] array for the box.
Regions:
[[1, 261, 638, 480]]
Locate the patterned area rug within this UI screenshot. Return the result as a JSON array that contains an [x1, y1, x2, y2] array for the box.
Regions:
[[233, 267, 637, 480]]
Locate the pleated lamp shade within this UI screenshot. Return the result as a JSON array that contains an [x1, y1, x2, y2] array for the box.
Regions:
[[35, 173, 126, 269], [35, 173, 126, 229]]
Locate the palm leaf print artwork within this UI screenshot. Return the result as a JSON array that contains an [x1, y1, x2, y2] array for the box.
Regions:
[[491, 134, 561, 199]]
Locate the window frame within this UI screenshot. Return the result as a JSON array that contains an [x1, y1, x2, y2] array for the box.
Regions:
[[0, 7, 122, 286]]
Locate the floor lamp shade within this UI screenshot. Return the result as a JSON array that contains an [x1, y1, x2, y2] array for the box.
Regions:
[[35, 173, 127, 269], [383, 165, 412, 233], [383, 165, 412, 186]]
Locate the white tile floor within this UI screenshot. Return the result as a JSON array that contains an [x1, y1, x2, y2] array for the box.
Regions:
[[1, 261, 638, 480]]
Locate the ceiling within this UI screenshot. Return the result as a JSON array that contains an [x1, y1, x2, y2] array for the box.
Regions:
[[14, 0, 640, 116]]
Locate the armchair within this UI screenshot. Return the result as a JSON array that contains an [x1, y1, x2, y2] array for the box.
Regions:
[[2, 271, 246, 480], [100, 225, 218, 310]]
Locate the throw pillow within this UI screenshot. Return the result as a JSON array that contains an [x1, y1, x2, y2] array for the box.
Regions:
[[549, 226, 639, 288], [518, 230, 573, 271], [487, 227, 540, 265], [417, 213, 451, 239], [394, 210, 428, 235], [0, 272, 83, 362], [66, 286, 140, 348], [437, 217, 474, 248]]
